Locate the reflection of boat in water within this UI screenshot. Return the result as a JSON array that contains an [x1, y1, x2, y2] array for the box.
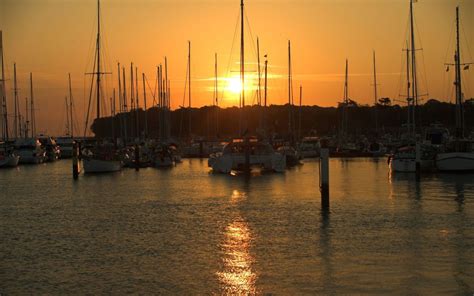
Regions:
[[209, 138, 286, 173]]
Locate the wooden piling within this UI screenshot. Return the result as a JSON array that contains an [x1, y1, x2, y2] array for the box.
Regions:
[[72, 141, 79, 180], [320, 139, 330, 209]]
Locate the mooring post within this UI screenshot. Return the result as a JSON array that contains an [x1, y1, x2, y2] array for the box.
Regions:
[[320, 139, 330, 209], [135, 144, 140, 171], [415, 142, 421, 182], [72, 141, 79, 180]]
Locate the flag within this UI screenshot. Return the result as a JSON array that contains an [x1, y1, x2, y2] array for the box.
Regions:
[[464, 65, 470, 70]]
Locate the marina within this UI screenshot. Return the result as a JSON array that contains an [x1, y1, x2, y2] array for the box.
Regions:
[[1, 0, 474, 293]]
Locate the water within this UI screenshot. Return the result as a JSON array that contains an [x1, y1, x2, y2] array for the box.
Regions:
[[1, 158, 473, 294]]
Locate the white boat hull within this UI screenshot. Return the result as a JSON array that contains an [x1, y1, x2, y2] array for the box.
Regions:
[[0, 155, 20, 168], [210, 153, 286, 173], [390, 158, 434, 173], [83, 158, 122, 173], [436, 152, 474, 172]]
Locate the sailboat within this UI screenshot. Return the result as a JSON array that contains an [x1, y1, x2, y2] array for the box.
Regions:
[[208, 0, 286, 174], [389, 0, 436, 173], [0, 30, 20, 168], [436, 7, 474, 172], [82, 0, 122, 173]]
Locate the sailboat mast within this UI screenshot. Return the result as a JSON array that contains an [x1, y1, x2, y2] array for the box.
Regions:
[[373, 51, 378, 133], [299, 85, 302, 141], [13, 63, 18, 138], [188, 41, 192, 136], [409, 0, 418, 132], [240, 0, 245, 118], [117, 63, 122, 113], [264, 57, 268, 138], [455, 6, 463, 138], [215, 53, 219, 138], [30, 73, 35, 137], [68, 73, 74, 138], [96, 0, 101, 119], [0, 30, 9, 141], [65, 96, 70, 135], [142, 73, 147, 138], [24, 97, 28, 138], [288, 40, 292, 138], [257, 37, 261, 106]]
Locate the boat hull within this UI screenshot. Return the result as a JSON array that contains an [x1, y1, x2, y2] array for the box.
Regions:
[[210, 153, 286, 173], [0, 155, 20, 168], [436, 152, 474, 172], [83, 158, 122, 173], [390, 158, 434, 173]]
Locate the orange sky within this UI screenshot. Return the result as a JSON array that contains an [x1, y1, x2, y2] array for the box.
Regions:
[[1, 0, 473, 136]]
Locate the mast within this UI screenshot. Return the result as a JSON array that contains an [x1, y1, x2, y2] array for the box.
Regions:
[[14, 63, 19, 138], [188, 41, 191, 137], [30, 73, 36, 137], [96, 0, 101, 119], [215, 53, 219, 138], [122, 66, 128, 141], [240, 0, 245, 135], [142, 72, 148, 138], [117, 62, 122, 113], [65, 96, 70, 135], [24, 97, 29, 138], [342, 59, 349, 140], [288, 40, 293, 142], [0, 30, 9, 141], [409, 0, 418, 133], [373, 51, 378, 134], [135, 66, 139, 139], [264, 56, 268, 139], [455, 6, 463, 138], [68, 73, 74, 138], [405, 42, 411, 136], [299, 85, 302, 141], [257, 37, 261, 106]]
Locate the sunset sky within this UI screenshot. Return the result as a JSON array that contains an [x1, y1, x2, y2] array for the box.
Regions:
[[1, 0, 473, 135]]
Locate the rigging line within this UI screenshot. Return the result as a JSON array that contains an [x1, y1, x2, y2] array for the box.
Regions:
[[83, 46, 98, 138], [144, 74, 157, 106], [244, 11, 259, 66], [414, 19, 429, 99], [220, 9, 241, 105]]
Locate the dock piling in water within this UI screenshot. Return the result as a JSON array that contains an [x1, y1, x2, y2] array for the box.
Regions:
[[72, 141, 79, 180], [320, 140, 330, 209]]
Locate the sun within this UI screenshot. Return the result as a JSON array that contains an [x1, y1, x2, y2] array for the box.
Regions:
[[227, 76, 243, 94]]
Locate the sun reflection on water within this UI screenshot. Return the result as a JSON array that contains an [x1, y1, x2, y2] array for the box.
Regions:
[[217, 190, 256, 295]]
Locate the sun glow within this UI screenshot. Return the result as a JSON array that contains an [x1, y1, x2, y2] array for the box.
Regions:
[[227, 76, 243, 94]]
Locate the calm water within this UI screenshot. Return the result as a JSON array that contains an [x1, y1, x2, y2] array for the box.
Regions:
[[1, 158, 473, 294]]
